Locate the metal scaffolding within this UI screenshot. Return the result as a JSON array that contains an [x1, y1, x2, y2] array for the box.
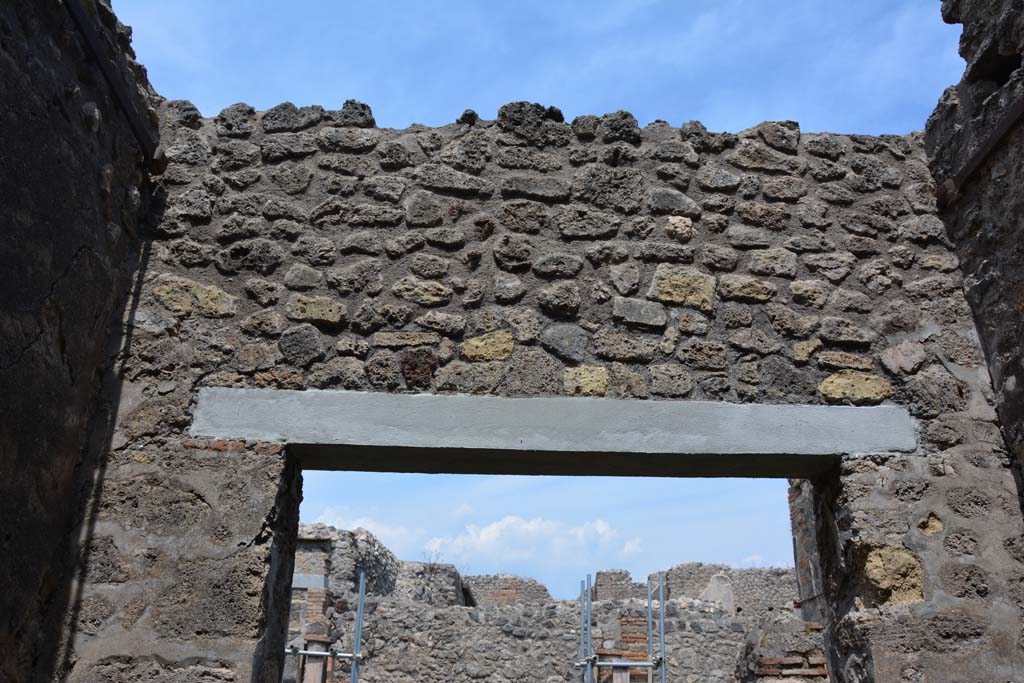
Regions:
[[284, 569, 368, 683], [575, 573, 667, 683]]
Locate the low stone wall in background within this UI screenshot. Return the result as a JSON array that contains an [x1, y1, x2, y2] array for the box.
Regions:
[[285, 525, 819, 683], [661, 563, 798, 621], [463, 573, 553, 606]]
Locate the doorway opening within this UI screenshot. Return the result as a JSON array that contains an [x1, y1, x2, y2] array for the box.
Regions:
[[281, 471, 831, 683], [188, 386, 905, 682]]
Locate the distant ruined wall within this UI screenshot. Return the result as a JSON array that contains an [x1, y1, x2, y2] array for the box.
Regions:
[[298, 524, 401, 598], [591, 564, 799, 623], [593, 569, 645, 601], [396, 562, 469, 607], [283, 527, 812, 683], [0, 2, 156, 682], [356, 591, 751, 683], [295, 525, 466, 607], [661, 563, 797, 622], [463, 573, 552, 606]]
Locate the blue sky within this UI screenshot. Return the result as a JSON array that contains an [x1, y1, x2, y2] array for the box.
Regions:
[[302, 472, 794, 599], [117, 0, 962, 134], [115, 1, 964, 598]]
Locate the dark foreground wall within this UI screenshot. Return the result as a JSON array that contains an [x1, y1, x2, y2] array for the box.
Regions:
[[927, 1, 1024, 469], [0, 2, 155, 681], [926, 6, 1024, 681]]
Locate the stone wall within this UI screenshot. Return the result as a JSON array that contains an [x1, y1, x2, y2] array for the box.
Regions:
[[926, 1, 1024, 473], [9, 1, 1021, 680], [923, 3, 1024, 682], [60, 87, 1024, 682], [0, 2, 156, 682], [789, 479, 826, 622], [592, 564, 799, 624], [926, 0, 1024, 185], [348, 590, 751, 683], [396, 561, 470, 607], [594, 569, 645, 601], [737, 620, 830, 683], [661, 563, 797, 622], [298, 524, 401, 598], [463, 574, 553, 606], [294, 540, 332, 579], [137, 98, 972, 412]]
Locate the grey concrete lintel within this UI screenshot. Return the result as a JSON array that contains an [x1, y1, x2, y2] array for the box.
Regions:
[[189, 387, 917, 479]]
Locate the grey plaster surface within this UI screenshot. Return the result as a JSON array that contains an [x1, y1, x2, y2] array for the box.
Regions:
[[291, 572, 328, 589], [192, 388, 916, 477]]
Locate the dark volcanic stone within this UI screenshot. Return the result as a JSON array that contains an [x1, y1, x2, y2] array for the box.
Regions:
[[497, 101, 572, 147], [216, 102, 256, 137], [532, 253, 584, 279], [540, 324, 591, 363], [215, 239, 284, 274], [327, 99, 376, 127], [400, 347, 438, 389], [262, 102, 324, 132], [278, 324, 324, 367], [598, 111, 641, 144]]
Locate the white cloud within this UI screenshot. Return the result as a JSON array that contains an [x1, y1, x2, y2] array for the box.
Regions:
[[736, 553, 790, 569], [621, 538, 643, 556], [313, 506, 427, 558], [424, 515, 639, 569]]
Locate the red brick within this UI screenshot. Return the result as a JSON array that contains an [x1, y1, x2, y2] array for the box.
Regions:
[[255, 441, 284, 455], [181, 437, 246, 452]]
